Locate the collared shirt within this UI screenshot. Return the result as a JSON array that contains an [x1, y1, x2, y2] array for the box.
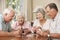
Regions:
[[45, 13, 60, 40], [11, 21, 31, 31], [50, 13, 60, 40], [49, 13, 60, 33], [0, 14, 11, 32]]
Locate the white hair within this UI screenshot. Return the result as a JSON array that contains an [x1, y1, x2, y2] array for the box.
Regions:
[[16, 13, 25, 20], [3, 7, 15, 14]]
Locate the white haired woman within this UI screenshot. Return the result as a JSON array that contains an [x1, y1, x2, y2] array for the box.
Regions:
[[11, 13, 31, 36]]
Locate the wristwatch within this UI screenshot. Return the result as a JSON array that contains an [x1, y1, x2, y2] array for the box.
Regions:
[[48, 34, 50, 37], [47, 34, 52, 40]]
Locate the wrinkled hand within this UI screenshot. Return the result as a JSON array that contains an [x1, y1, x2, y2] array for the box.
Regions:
[[32, 26, 41, 33], [36, 30, 50, 37], [32, 27, 36, 32], [36, 29, 43, 36], [42, 30, 50, 37]]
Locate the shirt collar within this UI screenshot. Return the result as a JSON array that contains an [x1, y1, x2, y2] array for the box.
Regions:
[[54, 13, 60, 21]]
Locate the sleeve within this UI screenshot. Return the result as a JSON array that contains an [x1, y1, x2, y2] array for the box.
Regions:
[[25, 21, 32, 32], [33, 19, 39, 27], [56, 18, 60, 33], [8, 23, 12, 32], [26, 21, 31, 29], [11, 22, 18, 30], [33, 20, 37, 27], [0, 16, 3, 30]]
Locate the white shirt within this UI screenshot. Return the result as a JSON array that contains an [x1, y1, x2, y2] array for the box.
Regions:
[[46, 13, 60, 40], [33, 19, 50, 30], [49, 13, 60, 33]]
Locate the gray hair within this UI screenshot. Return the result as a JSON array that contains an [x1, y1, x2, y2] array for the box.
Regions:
[[36, 8, 46, 17], [34, 8, 46, 18]]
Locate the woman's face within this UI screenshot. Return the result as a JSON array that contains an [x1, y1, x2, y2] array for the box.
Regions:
[[17, 16, 25, 25], [36, 13, 44, 21]]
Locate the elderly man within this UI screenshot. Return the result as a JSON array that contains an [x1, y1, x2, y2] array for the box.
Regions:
[[38, 3, 60, 40], [11, 14, 31, 36], [0, 8, 20, 37]]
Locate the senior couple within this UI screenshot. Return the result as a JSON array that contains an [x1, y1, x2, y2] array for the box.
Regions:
[[33, 3, 60, 40]]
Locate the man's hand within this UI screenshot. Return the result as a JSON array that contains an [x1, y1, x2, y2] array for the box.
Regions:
[[42, 30, 50, 37]]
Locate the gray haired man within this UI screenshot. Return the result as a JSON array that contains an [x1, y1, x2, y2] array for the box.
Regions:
[[0, 8, 20, 37]]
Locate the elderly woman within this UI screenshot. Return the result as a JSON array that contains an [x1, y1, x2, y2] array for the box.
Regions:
[[32, 8, 51, 40], [11, 13, 31, 36]]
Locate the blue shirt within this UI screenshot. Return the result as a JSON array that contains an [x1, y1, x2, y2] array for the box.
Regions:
[[0, 14, 12, 32]]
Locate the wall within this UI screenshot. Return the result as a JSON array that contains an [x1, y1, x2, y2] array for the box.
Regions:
[[33, 0, 60, 20]]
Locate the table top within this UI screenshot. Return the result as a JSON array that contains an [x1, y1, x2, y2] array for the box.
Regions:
[[0, 34, 48, 40]]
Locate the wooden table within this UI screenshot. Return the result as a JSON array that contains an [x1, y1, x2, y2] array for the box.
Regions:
[[0, 37, 22, 40], [0, 34, 48, 40]]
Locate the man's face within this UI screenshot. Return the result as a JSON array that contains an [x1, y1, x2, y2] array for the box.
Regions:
[[45, 6, 57, 19], [17, 16, 25, 25], [6, 10, 15, 22]]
